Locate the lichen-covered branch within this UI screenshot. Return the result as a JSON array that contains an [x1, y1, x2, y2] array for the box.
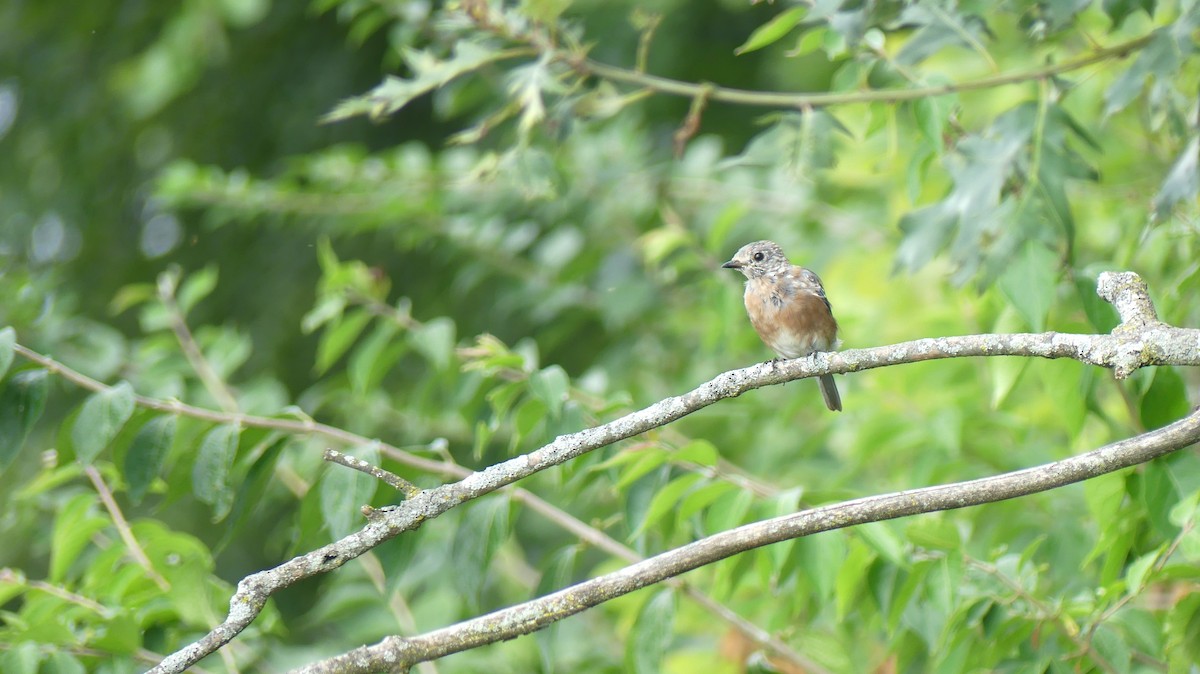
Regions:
[[148, 272, 1200, 674], [293, 407, 1200, 673]]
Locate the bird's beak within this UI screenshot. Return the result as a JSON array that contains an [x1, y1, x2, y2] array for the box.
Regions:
[[721, 260, 740, 269]]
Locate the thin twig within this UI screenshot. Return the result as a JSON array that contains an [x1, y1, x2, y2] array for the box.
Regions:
[[324, 448, 421, 498], [157, 274, 240, 413], [147, 273, 1200, 673], [0, 568, 111, 617], [293, 407, 1200, 673], [571, 32, 1154, 109], [84, 465, 171, 591], [965, 556, 1117, 674], [11, 344, 819, 672]]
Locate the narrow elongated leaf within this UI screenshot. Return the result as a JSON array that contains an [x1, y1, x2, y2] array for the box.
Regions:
[[72, 381, 136, 464], [0, 369, 49, 468], [631, 473, 704, 537], [192, 424, 240, 519], [735, 6, 807, 55], [124, 415, 177, 504], [315, 308, 372, 374]]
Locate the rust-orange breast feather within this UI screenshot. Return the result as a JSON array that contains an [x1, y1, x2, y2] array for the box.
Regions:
[[743, 268, 838, 359]]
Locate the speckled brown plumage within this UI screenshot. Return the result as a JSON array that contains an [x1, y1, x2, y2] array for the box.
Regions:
[[723, 240, 842, 411]]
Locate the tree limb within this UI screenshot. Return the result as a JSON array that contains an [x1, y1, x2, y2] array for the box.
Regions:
[[148, 271, 1200, 673], [293, 407, 1200, 673]]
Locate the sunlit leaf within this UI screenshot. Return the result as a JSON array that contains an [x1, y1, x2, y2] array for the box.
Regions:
[[735, 6, 807, 55]]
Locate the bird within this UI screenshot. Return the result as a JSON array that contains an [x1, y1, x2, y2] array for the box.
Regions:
[[722, 240, 842, 411]]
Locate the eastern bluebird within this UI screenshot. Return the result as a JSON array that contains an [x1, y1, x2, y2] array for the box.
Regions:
[[722, 240, 842, 412]]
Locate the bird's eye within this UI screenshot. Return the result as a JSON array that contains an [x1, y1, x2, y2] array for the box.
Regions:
[[752, 252, 765, 262]]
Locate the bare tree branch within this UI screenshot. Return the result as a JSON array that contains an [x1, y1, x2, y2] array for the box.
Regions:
[[148, 271, 1200, 674], [292, 407, 1200, 673]]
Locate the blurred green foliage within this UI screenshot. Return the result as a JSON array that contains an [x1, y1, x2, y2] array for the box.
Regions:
[[1, 0, 1199, 672]]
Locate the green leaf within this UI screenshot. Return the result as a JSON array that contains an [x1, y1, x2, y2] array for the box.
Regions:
[[703, 488, 754, 535], [625, 589, 675, 674], [836, 538, 877, 621], [218, 437, 287, 555], [410, 316, 456, 370], [1153, 135, 1199, 221], [997, 243, 1059, 332], [71, 381, 136, 464], [735, 6, 807, 55], [632, 473, 704, 537], [325, 43, 508, 122], [1168, 488, 1200, 528], [124, 415, 177, 504], [50, 493, 108, 582], [315, 308, 372, 375], [906, 517, 961, 551], [0, 369, 49, 468], [1102, 0, 1155, 27], [676, 481, 737, 521], [512, 397, 547, 448], [0, 642, 41, 674], [1166, 594, 1200, 667], [44, 652, 86, 674], [1140, 367, 1189, 430], [613, 449, 671, 491], [672, 439, 719, 467], [192, 424, 240, 519], [911, 96, 949, 147], [529, 365, 570, 418], [320, 443, 380, 540], [1091, 624, 1132, 674], [0, 327, 14, 380], [176, 265, 219, 316], [347, 320, 404, 395], [858, 521, 907, 567], [1103, 29, 1178, 117], [1125, 548, 1160, 591]]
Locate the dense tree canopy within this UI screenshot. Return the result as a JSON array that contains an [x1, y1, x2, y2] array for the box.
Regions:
[[1, 0, 1199, 672]]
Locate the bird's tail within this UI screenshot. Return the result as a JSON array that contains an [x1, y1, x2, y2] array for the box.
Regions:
[[819, 374, 842, 412]]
